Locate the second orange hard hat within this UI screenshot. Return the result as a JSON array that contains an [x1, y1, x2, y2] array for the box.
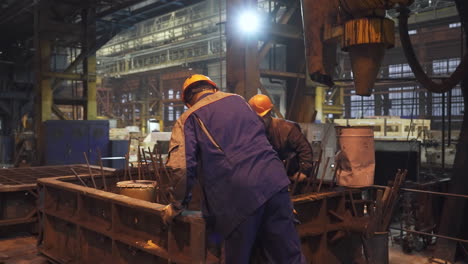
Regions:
[[248, 94, 273, 117]]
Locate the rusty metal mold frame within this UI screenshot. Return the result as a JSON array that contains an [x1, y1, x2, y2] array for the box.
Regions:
[[0, 165, 114, 232], [293, 190, 369, 263], [37, 174, 221, 264], [38, 173, 368, 264]]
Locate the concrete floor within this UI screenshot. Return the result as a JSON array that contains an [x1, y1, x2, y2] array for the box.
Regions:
[[389, 243, 468, 264], [389, 244, 432, 264], [0, 236, 48, 264], [0, 235, 465, 264]]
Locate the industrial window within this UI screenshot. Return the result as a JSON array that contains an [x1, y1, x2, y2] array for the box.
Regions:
[[349, 94, 375, 118], [168, 89, 174, 99], [167, 106, 174, 121], [433, 58, 460, 75], [386, 125, 399, 132], [433, 59, 447, 74], [388, 63, 413, 78], [448, 58, 460, 72], [388, 86, 418, 117]]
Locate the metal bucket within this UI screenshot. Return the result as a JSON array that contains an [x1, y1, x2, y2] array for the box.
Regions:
[[365, 232, 389, 264], [336, 126, 375, 187], [116, 180, 157, 202]]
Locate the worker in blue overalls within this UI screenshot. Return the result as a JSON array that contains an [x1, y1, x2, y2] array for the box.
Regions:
[[162, 74, 306, 263]]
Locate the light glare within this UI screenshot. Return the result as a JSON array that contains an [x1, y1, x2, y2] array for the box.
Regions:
[[238, 10, 260, 34]]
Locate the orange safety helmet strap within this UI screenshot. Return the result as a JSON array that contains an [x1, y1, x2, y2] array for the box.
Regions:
[[248, 94, 273, 117]]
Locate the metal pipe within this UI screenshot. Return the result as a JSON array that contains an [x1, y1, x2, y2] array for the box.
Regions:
[[448, 89, 452, 146], [97, 149, 108, 191], [141, 148, 150, 180], [390, 227, 468, 244], [71, 168, 88, 187], [137, 146, 142, 180], [372, 185, 468, 200], [442, 92, 446, 169], [83, 152, 98, 189], [317, 157, 330, 192]]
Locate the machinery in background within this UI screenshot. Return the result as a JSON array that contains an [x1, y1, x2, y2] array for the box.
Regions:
[[334, 117, 456, 169], [299, 123, 337, 183], [42, 120, 110, 165], [301, 0, 414, 95], [334, 118, 431, 141]]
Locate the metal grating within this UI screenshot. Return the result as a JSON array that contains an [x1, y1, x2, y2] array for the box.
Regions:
[[0, 165, 102, 186]]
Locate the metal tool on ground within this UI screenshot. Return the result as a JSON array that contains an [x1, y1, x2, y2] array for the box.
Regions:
[[83, 152, 97, 189], [70, 168, 88, 187], [97, 148, 108, 191]]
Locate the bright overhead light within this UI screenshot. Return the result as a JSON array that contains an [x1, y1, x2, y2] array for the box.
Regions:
[[238, 9, 261, 34]]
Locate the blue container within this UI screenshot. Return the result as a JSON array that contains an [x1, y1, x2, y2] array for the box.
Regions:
[[42, 120, 109, 165], [106, 140, 128, 169]]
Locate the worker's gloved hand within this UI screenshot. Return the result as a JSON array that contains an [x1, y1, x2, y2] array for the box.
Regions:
[[292, 209, 301, 225], [161, 204, 182, 226], [295, 172, 307, 182]]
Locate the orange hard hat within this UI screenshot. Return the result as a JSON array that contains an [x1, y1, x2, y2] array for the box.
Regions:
[[182, 74, 218, 102], [248, 94, 273, 117]]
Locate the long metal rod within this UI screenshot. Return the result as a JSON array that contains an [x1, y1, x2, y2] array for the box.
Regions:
[[83, 152, 97, 189], [448, 89, 452, 146], [390, 227, 468, 244], [317, 157, 330, 192], [148, 147, 161, 183], [125, 153, 133, 181], [372, 185, 468, 199], [97, 149, 108, 191], [137, 147, 142, 180], [442, 92, 446, 169], [141, 148, 150, 180], [336, 77, 451, 82], [71, 168, 88, 187]]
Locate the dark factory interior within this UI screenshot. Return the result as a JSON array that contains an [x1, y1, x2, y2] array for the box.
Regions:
[[0, 0, 467, 263]]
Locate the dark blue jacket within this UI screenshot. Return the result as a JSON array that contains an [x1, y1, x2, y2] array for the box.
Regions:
[[166, 92, 290, 237]]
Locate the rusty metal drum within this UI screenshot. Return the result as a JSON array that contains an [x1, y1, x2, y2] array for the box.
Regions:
[[116, 180, 157, 202], [335, 126, 375, 187]]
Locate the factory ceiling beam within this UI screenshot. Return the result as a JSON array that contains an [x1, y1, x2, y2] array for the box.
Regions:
[[258, 1, 298, 61], [96, 0, 146, 18], [264, 23, 302, 40], [259, 69, 305, 79], [0, 0, 36, 25]]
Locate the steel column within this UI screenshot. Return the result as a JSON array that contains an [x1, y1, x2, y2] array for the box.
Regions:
[[226, 0, 259, 99]]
